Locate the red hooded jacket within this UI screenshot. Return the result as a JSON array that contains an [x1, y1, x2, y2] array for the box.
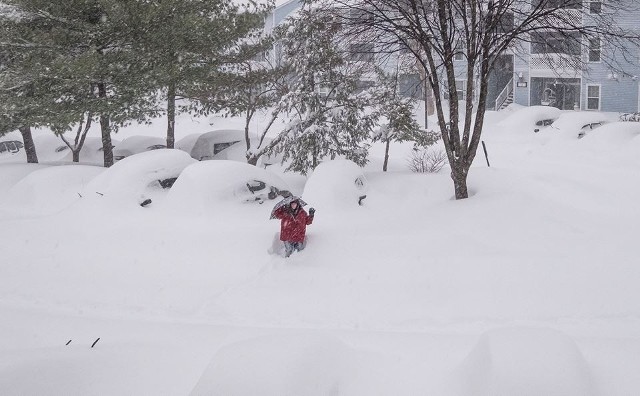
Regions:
[[273, 205, 313, 243]]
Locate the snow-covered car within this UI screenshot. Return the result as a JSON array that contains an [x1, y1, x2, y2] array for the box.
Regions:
[[548, 112, 614, 138], [498, 105, 561, 133], [176, 133, 203, 156], [0, 140, 24, 154], [82, 149, 196, 208], [188, 130, 244, 161], [1, 164, 104, 215], [577, 121, 606, 138], [164, 160, 291, 214], [303, 159, 368, 210], [113, 136, 167, 161], [185, 129, 283, 167]]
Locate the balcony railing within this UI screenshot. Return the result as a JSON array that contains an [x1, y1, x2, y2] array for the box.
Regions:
[[529, 53, 582, 77]]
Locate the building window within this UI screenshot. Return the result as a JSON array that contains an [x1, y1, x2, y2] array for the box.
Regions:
[[349, 8, 374, 24], [453, 40, 465, 61], [588, 38, 601, 62], [497, 12, 515, 33], [349, 43, 374, 62], [533, 0, 582, 9], [399, 41, 413, 55], [455, 79, 466, 100], [586, 85, 601, 110], [589, 0, 603, 13], [531, 77, 581, 110], [531, 32, 581, 55]]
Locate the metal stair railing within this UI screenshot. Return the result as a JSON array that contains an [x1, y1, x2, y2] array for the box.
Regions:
[[494, 77, 514, 111]]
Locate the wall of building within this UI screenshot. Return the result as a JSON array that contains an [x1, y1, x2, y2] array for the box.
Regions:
[[581, 0, 640, 113]]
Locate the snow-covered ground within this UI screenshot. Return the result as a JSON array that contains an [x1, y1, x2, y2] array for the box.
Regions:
[[1, 106, 640, 395]]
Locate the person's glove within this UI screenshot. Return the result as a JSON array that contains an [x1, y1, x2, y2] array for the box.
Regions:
[[309, 207, 315, 216]]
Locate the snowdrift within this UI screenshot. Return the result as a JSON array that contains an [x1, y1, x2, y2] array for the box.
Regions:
[[190, 334, 357, 396], [0, 163, 50, 195], [1, 165, 103, 215], [450, 327, 595, 396]]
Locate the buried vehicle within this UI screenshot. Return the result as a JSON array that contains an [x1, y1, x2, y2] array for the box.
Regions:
[[164, 160, 292, 214], [0, 140, 24, 155], [189, 130, 244, 161], [498, 105, 562, 133], [548, 111, 615, 138], [303, 159, 368, 210], [186, 129, 282, 167], [82, 149, 196, 208], [113, 136, 167, 161]]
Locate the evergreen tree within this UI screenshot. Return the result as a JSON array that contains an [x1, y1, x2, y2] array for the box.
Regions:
[[1, 0, 161, 167], [132, 0, 271, 149], [371, 71, 438, 171], [268, 5, 376, 175], [193, 46, 288, 166], [0, 5, 56, 163]]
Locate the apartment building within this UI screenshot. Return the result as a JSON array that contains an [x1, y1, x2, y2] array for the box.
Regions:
[[268, 0, 640, 113]]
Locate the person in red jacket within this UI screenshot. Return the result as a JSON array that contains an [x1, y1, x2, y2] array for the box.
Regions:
[[273, 199, 315, 257]]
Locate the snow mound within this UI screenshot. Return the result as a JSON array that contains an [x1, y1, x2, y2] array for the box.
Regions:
[[164, 160, 290, 215], [303, 160, 368, 211], [176, 133, 203, 155], [113, 135, 166, 159], [81, 149, 196, 208], [498, 106, 562, 132], [550, 111, 616, 134], [189, 334, 356, 396], [0, 163, 50, 195], [580, 121, 640, 145], [450, 327, 595, 396], [2, 165, 103, 215]]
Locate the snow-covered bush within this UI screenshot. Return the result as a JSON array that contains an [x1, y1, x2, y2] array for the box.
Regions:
[[407, 148, 447, 173], [620, 112, 640, 122]]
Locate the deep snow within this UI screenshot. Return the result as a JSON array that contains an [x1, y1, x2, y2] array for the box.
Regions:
[[1, 105, 640, 395]]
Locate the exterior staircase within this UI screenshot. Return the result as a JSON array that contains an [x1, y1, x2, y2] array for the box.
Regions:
[[499, 92, 514, 110], [494, 77, 514, 111]]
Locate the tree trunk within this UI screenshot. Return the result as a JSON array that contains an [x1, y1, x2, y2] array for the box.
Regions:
[[97, 82, 113, 167], [247, 155, 259, 166], [72, 150, 80, 162], [383, 139, 390, 172], [18, 126, 38, 163], [166, 82, 176, 149], [451, 165, 469, 199]]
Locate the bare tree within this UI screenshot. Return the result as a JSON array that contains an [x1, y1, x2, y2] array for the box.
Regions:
[[318, 0, 640, 199], [59, 112, 92, 163]]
